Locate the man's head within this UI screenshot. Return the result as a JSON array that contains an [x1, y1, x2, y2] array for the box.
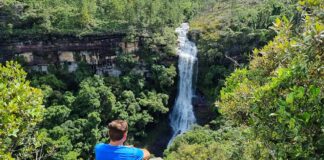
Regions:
[[108, 120, 128, 142]]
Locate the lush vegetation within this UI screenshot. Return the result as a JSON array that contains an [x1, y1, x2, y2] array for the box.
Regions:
[[0, 0, 202, 37], [1, 0, 323, 159], [0, 62, 44, 159], [32, 73, 171, 159], [190, 0, 298, 100], [165, 0, 323, 159], [1, 59, 177, 159], [0, 0, 202, 159]]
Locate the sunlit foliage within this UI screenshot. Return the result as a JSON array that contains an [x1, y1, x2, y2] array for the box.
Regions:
[[166, 0, 324, 159], [0, 61, 44, 159]]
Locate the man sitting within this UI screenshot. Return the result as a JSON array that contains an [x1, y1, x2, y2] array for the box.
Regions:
[[95, 120, 150, 160]]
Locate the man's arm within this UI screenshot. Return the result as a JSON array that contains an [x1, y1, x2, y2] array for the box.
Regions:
[[141, 148, 150, 160]]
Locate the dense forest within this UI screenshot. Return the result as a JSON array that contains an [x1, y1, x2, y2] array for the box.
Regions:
[[0, 0, 201, 36], [0, 0, 323, 160]]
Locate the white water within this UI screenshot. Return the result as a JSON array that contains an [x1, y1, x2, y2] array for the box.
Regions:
[[168, 23, 197, 146]]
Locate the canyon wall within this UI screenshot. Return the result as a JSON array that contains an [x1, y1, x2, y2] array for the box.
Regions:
[[0, 34, 140, 76]]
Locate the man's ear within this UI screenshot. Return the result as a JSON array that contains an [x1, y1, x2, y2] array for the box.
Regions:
[[123, 132, 127, 140]]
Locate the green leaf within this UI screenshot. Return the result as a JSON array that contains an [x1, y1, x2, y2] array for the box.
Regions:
[[302, 112, 311, 123], [295, 87, 305, 99], [9, 129, 19, 137], [279, 105, 286, 115], [286, 93, 294, 104], [289, 118, 296, 129], [310, 85, 320, 98]]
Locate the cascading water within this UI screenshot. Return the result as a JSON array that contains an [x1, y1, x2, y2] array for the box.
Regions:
[[168, 23, 197, 146]]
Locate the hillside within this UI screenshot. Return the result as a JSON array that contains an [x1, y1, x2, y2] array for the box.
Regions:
[[0, 0, 323, 159]]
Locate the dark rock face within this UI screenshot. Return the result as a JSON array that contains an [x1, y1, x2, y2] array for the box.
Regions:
[[187, 29, 201, 43], [0, 34, 128, 62], [0, 33, 141, 77], [193, 91, 216, 125]]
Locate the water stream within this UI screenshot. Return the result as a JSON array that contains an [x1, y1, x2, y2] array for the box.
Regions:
[[168, 23, 197, 146]]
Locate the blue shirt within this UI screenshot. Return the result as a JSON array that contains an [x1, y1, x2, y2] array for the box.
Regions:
[[95, 143, 144, 160]]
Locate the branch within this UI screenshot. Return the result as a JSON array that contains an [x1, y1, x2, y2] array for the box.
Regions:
[[225, 54, 241, 67]]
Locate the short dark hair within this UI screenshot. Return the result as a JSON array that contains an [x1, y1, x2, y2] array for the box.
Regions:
[[108, 120, 128, 141]]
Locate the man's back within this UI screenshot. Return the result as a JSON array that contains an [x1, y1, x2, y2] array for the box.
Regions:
[[95, 143, 144, 160]]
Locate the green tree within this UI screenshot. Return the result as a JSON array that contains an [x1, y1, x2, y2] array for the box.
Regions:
[[112, 90, 153, 138], [37, 76, 115, 159], [138, 91, 169, 114], [152, 64, 177, 92], [80, 0, 97, 29], [165, 0, 324, 159], [31, 74, 67, 91], [73, 62, 95, 83], [218, 1, 324, 158], [116, 53, 138, 72], [0, 0, 201, 36], [120, 71, 145, 94], [190, 0, 296, 100], [111, 90, 169, 139], [72, 75, 116, 120], [0, 61, 44, 159]]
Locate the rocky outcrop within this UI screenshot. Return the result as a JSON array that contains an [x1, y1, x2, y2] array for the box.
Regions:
[[187, 29, 201, 43], [0, 34, 139, 76], [0, 34, 123, 55]]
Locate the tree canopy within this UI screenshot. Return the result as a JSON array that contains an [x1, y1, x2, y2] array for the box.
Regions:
[[165, 0, 324, 159], [0, 0, 202, 36], [0, 61, 44, 159], [1, 0, 323, 159]]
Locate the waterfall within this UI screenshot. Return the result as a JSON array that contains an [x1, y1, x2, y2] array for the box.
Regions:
[[168, 23, 197, 146]]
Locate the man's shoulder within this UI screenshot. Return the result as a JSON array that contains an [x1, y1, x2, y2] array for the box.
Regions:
[[95, 143, 108, 150], [119, 146, 144, 158], [95, 143, 144, 159], [121, 146, 143, 152], [95, 144, 142, 153]]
